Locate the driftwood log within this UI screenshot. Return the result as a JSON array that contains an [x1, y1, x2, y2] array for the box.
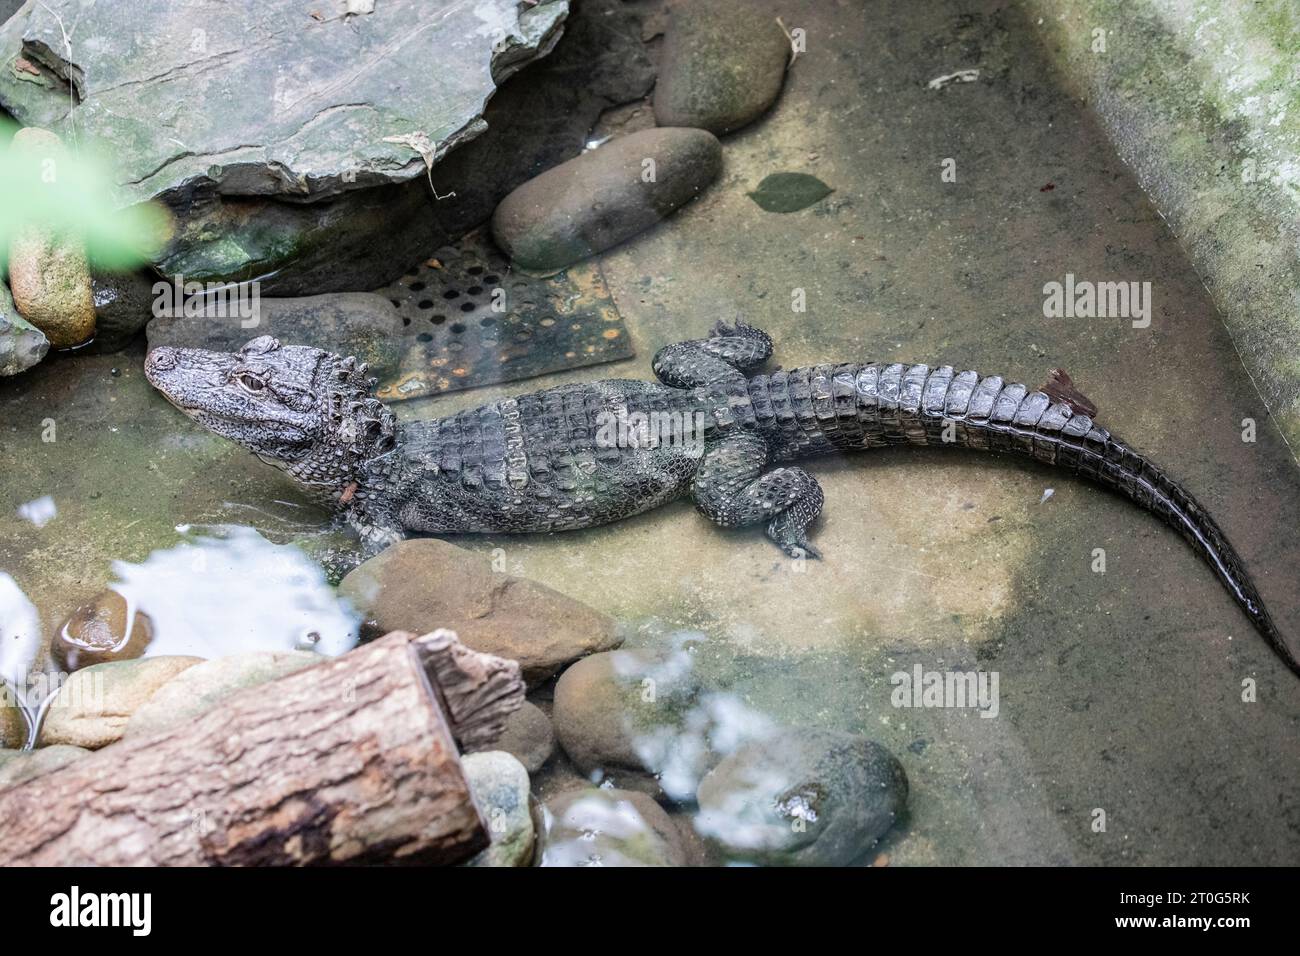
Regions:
[[0, 629, 523, 866]]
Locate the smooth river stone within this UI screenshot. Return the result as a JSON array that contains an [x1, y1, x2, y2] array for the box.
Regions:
[[493, 700, 555, 774], [551, 647, 703, 780], [52, 589, 154, 671], [339, 538, 620, 687], [540, 787, 687, 867], [460, 751, 535, 867], [5, 127, 95, 348], [653, 1, 791, 136], [39, 656, 204, 749], [123, 651, 323, 739], [491, 127, 722, 272]]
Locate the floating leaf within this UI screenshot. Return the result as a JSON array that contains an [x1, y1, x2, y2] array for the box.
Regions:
[[747, 172, 833, 213]]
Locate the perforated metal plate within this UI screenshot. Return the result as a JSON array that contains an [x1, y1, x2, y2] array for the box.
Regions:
[[371, 229, 634, 402]]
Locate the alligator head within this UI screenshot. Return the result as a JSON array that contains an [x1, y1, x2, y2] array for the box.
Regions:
[[145, 336, 396, 497]]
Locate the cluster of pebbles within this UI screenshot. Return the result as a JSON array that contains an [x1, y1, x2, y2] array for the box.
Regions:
[[4, 535, 908, 867], [491, 1, 796, 274]]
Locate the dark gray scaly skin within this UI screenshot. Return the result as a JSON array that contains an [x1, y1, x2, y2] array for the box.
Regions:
[[144, 323, 1299, 677]]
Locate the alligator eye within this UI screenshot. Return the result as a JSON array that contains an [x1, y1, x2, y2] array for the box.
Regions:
[[236, 373, 267, 394]]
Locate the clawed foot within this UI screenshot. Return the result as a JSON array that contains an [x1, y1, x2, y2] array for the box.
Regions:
[[769, 523, 822, 560], [709, 317, 763, 339], [786, 541, 822, 560]]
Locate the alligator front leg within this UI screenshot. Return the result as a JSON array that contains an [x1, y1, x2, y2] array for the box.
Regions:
[[652, 319, 773, 388], [692, 433, 825, 558]]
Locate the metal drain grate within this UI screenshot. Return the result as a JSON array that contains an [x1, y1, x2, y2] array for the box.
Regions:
[[371, 229, 634, 402]]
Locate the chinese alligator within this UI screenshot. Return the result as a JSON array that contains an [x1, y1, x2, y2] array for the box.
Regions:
[[144, 321, 1299, 676]]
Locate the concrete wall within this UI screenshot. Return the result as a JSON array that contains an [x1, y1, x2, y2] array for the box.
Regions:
[[1020, 0, 1300, 456]]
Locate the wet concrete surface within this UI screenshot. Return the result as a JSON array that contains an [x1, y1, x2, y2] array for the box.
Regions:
[[1, 0, 1297, 864]]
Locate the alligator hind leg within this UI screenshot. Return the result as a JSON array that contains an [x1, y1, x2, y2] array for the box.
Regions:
[[652, 320, 773, 388], [692, 433, 825, 558]]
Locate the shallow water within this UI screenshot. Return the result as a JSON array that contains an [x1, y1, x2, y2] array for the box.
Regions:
[[2, 0, 1298, 865]]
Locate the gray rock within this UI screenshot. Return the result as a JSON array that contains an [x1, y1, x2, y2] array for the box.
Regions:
[[124, 651, 323, 739], [653, 2, 791, 135], [39, 656, 204, 749], [120, 0, 656, 296], [89, 270, 159, 353], [146, 292, 405, 379], [338, 538, 620, 686], [0, 745, 89, 788], [493, 700, 555, 774], [461, 751, 535, 867], [152, 180, 443, 296], [540, 787, 687, 867], [695, 729, 909, 866], [0, 0, 569, 207], [491, 127, 722, 272], [0, 276, 48, 376]]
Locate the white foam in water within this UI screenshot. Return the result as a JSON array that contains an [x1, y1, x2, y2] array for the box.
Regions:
[[0, 573, 43, 699], [623, 635, 777, 801], [16, 495, 56, 529], [109, 526, 360, 659]]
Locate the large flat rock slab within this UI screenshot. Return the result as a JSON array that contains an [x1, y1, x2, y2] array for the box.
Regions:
[[0, 0, 568, 207]]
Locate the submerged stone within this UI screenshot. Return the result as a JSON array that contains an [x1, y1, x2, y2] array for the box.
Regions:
[[338, 538, 621, 686], [89, 270, 159, 353], [552, 647, 703, 781], [491, 127, 722, 272], [151, 180, 443, 295], [653, 0, 791, 136], [52, 589, 154, 671], [0, 276, 48, 375], [695, 729, 908, 866], [747, 172, 833, 213], [551, 642, 776, 800], [493, 700, 555, 775], [540, 787, 687, 867], [461, 751, 535, 867]]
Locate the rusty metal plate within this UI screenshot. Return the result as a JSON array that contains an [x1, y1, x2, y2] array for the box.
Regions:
[[370, 229, 634, 402]]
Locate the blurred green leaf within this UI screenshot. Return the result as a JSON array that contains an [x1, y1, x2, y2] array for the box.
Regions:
[[0, 116, 172, 270]]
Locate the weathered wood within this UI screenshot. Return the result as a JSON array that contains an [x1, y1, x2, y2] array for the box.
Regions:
[[0, 629, 524, 866]]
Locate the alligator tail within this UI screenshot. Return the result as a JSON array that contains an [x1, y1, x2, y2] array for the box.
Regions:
[[1074, 433, 1297, 677], [754, 362, 1299, 677]]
